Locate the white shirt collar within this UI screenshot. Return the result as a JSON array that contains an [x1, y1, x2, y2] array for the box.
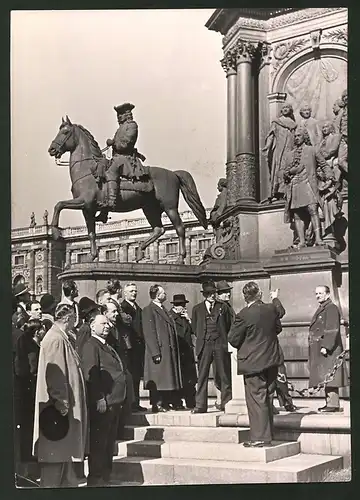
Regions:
[[92, 334, 106, 344], [153, 300, 163, 309]]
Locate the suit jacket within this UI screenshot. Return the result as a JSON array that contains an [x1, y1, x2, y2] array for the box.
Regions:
[[142, 302, 182, 391], [121, 299, 144, 346], [228, 299, 283, 375], [81, 336, 127, 406], [191, 300, 233, 356]]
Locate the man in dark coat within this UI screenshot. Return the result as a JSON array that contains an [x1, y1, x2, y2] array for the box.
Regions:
[[142, 284, 182, 413], [76, 297, 102, 356], [228, 281, 283, 447], [191, 281, 233, 413], [121, 283, 147, 412], [168, 294, 197, 410], [309, 286, 348, 412], [81, 313, 127, 486], [12, 283, 31, 329]]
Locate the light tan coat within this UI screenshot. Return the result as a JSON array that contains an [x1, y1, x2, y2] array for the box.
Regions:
[[33, 323, 88, 462]]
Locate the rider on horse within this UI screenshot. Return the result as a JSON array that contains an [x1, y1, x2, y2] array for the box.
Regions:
[[96, 102, 150, 222]]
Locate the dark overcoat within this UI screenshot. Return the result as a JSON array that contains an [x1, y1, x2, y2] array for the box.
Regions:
[[142, 302, 182, 391], [308, 298, 348, 388], [228, 300, 283, 375], [168, 309, 197, 386], [191, 301, 233, 357]]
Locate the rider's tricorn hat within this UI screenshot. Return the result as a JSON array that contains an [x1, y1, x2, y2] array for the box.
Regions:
[[114, 103, 135, 115]]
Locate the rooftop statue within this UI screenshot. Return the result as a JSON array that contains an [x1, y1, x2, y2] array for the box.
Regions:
[[48, 113, 207, 264]]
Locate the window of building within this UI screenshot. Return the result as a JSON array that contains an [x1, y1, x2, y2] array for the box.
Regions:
[[198, 238, 211, 251], [166, 242, 178, 255], [77, 253, 88, 264], [105, 249, 117, 261], [14, 254, 25, 266], [36, 276, 43, 294]]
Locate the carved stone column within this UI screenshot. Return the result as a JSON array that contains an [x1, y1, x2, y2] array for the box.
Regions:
[[221, 51, 237, 207], [234, 39, 258, 205], [28, 250, 35, 294], [122, 243, 129, 263], [43, 247, 49, 293], [152, 241, 159, 263], [185, 235, 192, 265]]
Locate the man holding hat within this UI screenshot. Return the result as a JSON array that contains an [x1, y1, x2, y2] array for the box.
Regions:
[[168, 294, 197, 410], [191, 281, 233, 413], [96, 102, 149, 223]]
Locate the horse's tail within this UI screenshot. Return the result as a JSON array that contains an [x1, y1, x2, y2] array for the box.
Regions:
[[174, 170, 208, 229]]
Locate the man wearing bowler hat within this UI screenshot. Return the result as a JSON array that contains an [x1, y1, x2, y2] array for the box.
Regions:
[[169, 294, 197, 410], [191, 281, 233, 413], [96, 103, 150, 223]]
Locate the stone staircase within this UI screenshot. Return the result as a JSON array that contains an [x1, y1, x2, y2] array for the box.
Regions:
[[105, 409, 343, 485]]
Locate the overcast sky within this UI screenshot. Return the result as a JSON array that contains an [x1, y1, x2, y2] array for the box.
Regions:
[[11, 9, 226, 228]]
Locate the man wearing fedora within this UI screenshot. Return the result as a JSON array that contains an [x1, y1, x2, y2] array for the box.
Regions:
[[142, 284, 182, 413], [191, 281, 233, 413], [82, 312, 127, 487], [96, 103, 150, 223], [12, 283, 31, 329], [168, 294, 197, 410], [33, 303, 88, 487]]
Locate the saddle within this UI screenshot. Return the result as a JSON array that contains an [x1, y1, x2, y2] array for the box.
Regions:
[[91, 155, 154, 194]]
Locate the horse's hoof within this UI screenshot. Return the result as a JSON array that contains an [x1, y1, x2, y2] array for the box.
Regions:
[[51, 226, 62, 240]]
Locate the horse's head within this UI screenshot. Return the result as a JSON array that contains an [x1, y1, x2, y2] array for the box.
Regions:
[[48, 116, 77, 159]]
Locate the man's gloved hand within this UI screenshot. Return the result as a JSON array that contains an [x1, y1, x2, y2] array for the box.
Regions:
[[152, 355, 161, 364]]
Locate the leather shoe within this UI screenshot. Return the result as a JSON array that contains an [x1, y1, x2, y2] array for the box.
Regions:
[[243, 440, 271, 448], [191, 408, 207, 414], [172, 404, 186, 411], [214, 402, 225, 411], [284, 404, 297, 412], [318, 406, 341, 413]]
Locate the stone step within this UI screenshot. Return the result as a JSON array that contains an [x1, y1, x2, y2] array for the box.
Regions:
[[127, 409, 222, 427], [118, 439, 300, 463], [121, 425, 250, 443], [111, 453, 343, 484]]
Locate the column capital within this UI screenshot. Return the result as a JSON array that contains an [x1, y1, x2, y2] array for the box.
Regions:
[[220, 49, 237, 75], [259, 42, 272, 66], [234, 39, 259, 65]]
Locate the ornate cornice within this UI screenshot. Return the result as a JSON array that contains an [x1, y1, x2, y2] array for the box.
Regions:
[[323, 26, 348, 45], [223, 8, 346, 48]]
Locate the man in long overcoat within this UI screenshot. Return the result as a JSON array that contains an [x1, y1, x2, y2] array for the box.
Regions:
[[142, 284, 182, 412], [168, 294, 197, 410], [228, 281, 283, 447], [33, 303, 88, 488], [309, 286, 348, 412]]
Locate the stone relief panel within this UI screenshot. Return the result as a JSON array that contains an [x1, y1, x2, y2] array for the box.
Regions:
[[284, 56, 347, 122]]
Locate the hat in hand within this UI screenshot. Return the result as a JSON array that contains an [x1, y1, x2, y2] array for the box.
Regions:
[[171, 294, 189, 305], [78, 296, 100, 320], [216, 280, 233, 293], [39, 405, 69, 441], [200, 281, 217, 294]]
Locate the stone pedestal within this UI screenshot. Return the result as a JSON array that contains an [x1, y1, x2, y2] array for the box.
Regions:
[[225, 343, 248, 415]]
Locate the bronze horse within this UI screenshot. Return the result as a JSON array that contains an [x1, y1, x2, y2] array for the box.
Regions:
[[48, 116, 208, 263]]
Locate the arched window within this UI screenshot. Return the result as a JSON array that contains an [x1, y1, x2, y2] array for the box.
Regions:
[[36, 276, 43, 295], [13, 275, 25, 287]]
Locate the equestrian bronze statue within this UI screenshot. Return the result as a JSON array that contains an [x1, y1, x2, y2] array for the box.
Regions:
[[48, 115, 207, 264]]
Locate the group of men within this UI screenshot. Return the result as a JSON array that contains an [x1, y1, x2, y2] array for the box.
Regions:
[[12, 275, 347, 486]]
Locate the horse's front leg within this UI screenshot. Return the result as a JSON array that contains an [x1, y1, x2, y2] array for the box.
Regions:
[[83, 209, 98, 261], [51, 197, 85, 239]]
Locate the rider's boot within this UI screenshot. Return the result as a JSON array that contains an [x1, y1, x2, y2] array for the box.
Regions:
[[95, 210, 109, 223], [107, 180, 118, 209]]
